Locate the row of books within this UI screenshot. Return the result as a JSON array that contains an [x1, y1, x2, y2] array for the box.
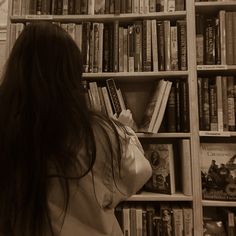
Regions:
[[116, 203, 193, 236], [9, 20, 188, 73], [12, 0, 186, 16], [85, 78, 190, 133], [196, 11, 236, 66], [201, 143, 236, 201], [141, 79, 189, 133], [69, 20, 187, 73], [197, 76, 236, 132]]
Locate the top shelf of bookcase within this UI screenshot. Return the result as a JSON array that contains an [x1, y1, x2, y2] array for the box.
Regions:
[[195, 2, 236, 15], [10, 11, 186, 23]]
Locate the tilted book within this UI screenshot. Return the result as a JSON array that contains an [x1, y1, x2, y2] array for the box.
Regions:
[[143, 143, 175, 194], [201, 143, 236, 201], [139, 80, 167, 133]]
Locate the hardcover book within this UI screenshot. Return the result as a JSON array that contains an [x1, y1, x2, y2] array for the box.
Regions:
[[201, 143, 236, 201], [143, 144, 175, 194]]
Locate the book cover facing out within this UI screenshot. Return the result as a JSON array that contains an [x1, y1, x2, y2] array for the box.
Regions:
[[201, 143, 236, 201], [143, 144, 175, 194]]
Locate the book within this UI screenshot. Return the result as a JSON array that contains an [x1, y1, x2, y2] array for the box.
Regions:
[[172, 206, 184, 236], [201, 143, 236, 201], [152, 81, 172, 133], [179, 139, 192, 196], [183, 208, 193, 236], [143, 143, 175, 194], [106, 78, 124, 116], [139, 80, 168, 133]]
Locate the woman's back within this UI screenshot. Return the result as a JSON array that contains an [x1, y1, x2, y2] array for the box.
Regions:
[[0, 22, 152, 236]]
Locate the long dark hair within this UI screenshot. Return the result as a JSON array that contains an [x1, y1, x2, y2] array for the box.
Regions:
[[0, 22, 124, 236]]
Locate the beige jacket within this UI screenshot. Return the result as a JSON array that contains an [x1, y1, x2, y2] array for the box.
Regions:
[[48, 120, 152, 236]]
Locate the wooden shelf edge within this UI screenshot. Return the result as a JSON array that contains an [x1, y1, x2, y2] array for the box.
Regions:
[[127, 192, 193, 201], [136, 132, 191, 138], [199, 131, 236, 137], [82, 71, 189, 80], [202, 200, 236, 207], [10, 11, 186, 22]]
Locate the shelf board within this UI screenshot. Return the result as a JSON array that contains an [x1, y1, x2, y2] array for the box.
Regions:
[[136, 132, 191, 138], [82, 71, 188, 81], [195, 2, 236, 14], [11, 11, 186, 23], [199, 131, 236, 137], [202, 200, 236, 207], [127, 192, 193, 201]]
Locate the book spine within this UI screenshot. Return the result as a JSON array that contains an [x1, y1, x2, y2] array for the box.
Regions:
[[103, 24, 110, 72], [113, 21, 119, 72], [216, 76, 224, 132], [225, 12, 234, 65], [98, 23, 104, 73], [149, 0, 156, 12], [180, 80, 189, 132], [94, 0, 105, 14], [89, 82, 102, 111], [75, 24, 82, 50], [172, 208, 184, 236], [82, 22, 91, 73], [119, 26, 124, 72], [209, 79, 218, 131], [215, 18, 221, 65], [166, 85, 176, 132], [177, 20, 187, 70], [128, 25, 135, 72], [202, 77, 210, 130], [101, 87, 114, 116], [106, 78, 122, 115], [196, 14, 204, 65], [227, 76, 235, 131], [115, 0, 120, 14], [157, 21, 165, 71], [88, 23, 94, 72], [167, 0, 175, 12], [80, 0, 88, 14], [63, 0, 68, 15], [68, 0, 75, 14], [175, 0, 185, 11], [170, 25, 178, 70], [164, 20, 171, 71], [93, 23, 100, 73], [219, 10, 226, 64], [180, 139, 192, 196], [134, 22, 143, 72], [233, 12, 236, 64], [183, 208, 193, 236], [12, 0, 22, 15], [222, 76, 228, 131], [123, 28, 128, 72], [151, 19, 158, 72]]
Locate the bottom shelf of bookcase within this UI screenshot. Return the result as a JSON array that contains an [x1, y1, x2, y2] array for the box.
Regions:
[[127, 192, 193, 202]]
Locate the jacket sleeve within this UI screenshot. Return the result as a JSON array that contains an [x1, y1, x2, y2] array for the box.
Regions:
[[108, 125, 152, 208]]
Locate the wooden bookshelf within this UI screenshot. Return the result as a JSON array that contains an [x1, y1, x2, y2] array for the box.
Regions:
[[9, 0, 236, 235]]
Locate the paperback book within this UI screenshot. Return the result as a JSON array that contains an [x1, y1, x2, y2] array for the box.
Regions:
[[201, 143, 236, 201]]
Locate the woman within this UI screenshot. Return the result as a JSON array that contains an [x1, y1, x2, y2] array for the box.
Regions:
[[0, 22, 151, 236]]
